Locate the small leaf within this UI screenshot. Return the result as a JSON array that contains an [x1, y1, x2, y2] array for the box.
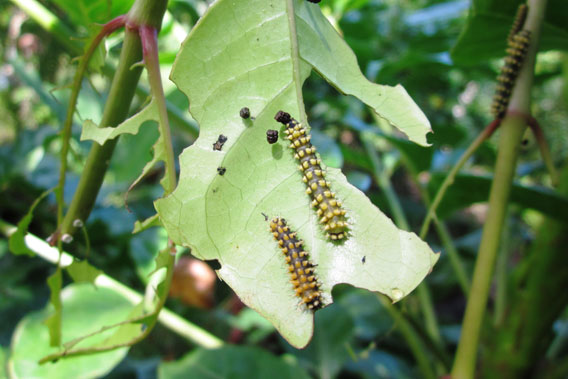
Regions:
[[132, 214, 161, 234], [8, 189, 52, 257], [80, 100, 158, 145], [66, 260, 102, 284]]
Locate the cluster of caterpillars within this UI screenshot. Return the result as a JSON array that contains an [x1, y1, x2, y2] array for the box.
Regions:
[[491, 4, 531, 119], [269, 217, 323, 311], [274, 111, 348, 241]]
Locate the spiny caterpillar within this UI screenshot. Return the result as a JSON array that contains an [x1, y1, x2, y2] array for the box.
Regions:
[[491, 4, 531, 119], [269, 217, 323, 310], [274, 111, 348, 241], [507, 4, 528, 44], [491, 30, 531, 118], [266, 129, 279, 144]]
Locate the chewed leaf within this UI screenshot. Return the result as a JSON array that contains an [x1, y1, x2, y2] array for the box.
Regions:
[[295, 4, 432, 146], [81, 100, 158, 145], [155, 0, 437, 348]]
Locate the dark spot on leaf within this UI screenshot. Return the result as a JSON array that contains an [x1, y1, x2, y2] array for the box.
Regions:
[[362, 256, 366, 264], [266, 129, 279, 144], [240, 107, 250, 119], [213, 134, 228, 151]]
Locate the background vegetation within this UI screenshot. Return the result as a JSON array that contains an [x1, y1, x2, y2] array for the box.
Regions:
[[1, 0, 567, 378]]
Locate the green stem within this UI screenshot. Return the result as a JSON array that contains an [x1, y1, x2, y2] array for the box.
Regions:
[[361, 132, 443, 369], [56, 15, 126, 238], [60, 26, 144, 236], [433, 218, 470, 295], [451, 0, 546, 375], [419, 120, 499, 240], [139, 25, 177, 194], [452, 116, 527, 379], [0, 219, 223, 349], [378, 295, 437, 379]]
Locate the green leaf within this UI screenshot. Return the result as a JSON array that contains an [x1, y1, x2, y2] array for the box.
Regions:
[[8, 189, 52, 257], [44, 269, 63, 347], [81, 100, 158, 145], [156, 0, 438, 348], [451, 0, 568, 65], [132, 214, 162, 234], [429, 173, 568, 220], [0, 347, 7, 379], [66, 260, 103, 284], [8, 284, 131, 379], [157, 346, 311, 379], [82, 99, 169, 191], [51, 0, 134, 26], [291, 304, 356, 378]]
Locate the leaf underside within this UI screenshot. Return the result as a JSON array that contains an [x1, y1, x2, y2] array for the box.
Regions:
[[155, 0, 437, 348]]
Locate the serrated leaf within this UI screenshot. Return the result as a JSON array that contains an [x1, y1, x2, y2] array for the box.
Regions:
[[81, 100, 158, 144], [66, 260, 103, 284], [82, 98, 169, 192], [155, 0, 438, 348]]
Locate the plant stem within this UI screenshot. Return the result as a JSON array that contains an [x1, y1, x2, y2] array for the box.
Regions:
[[451, 2, 546, 375], [0, 219, 223, 349], [60, 27, 144, 236], [432, 218, 470, 295], [139, 25, 176, 194], [361, 132, 443, 370], [378, 295, 437, 379], [419, 120, 499, 240], [452, 115, 527, 379], [56, 15, 126, 238]]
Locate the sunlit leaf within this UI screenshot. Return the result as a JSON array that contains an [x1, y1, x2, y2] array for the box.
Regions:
[[8, 284, 131, 379], [66, 260, 102, 284], [156, 0, 437, 348]]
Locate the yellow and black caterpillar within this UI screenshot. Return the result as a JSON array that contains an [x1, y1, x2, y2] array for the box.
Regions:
[[491, 5, 531, 119], [274, 111, 348, 241], [269, 217, 323, 311]]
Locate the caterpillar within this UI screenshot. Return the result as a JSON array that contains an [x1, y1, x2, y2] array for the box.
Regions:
[[266, 129, 279, 144], [240, 107, 251, 119], [507, 4, 528, 44], [491, 30, 531, 119], [269, 217, 323, 311], [274, 111, 348, 241], [213, 134, 227, 151]]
